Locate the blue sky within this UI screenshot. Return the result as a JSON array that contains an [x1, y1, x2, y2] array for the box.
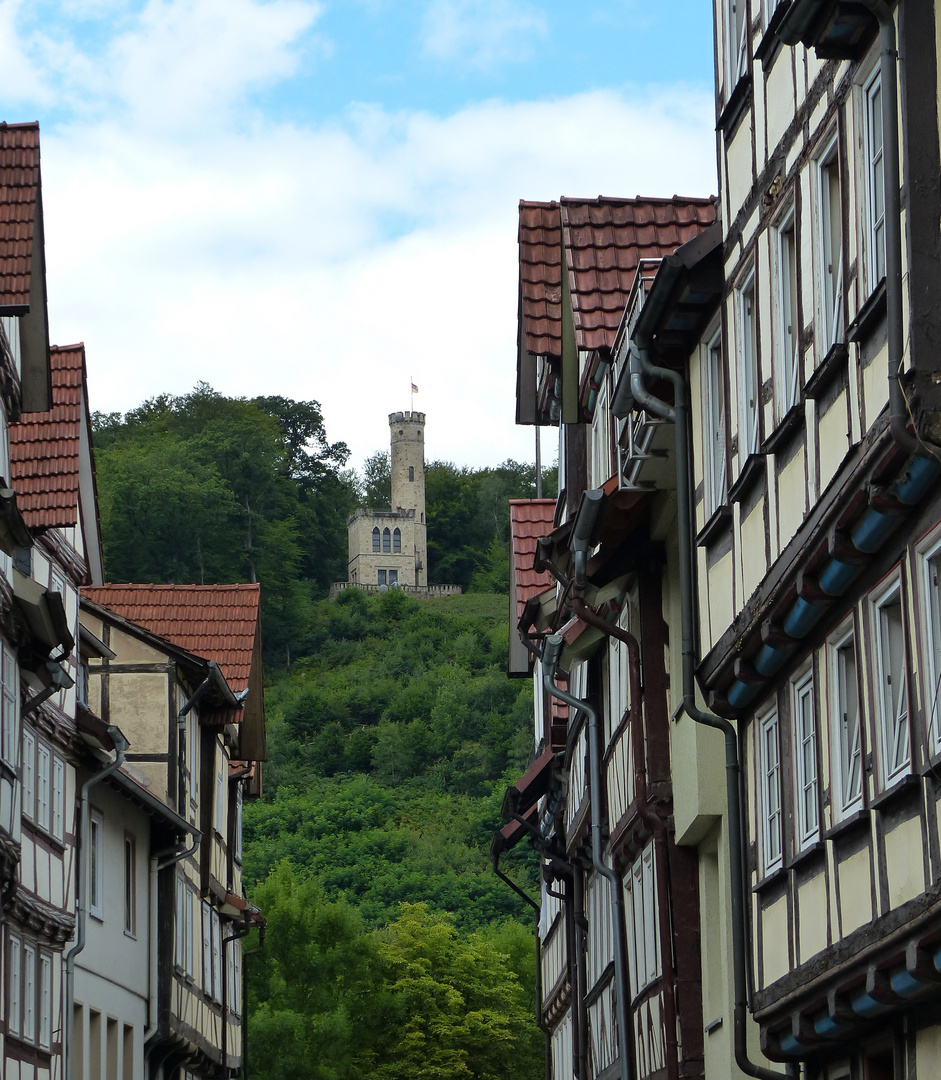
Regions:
[[1, 0, 718, 469]]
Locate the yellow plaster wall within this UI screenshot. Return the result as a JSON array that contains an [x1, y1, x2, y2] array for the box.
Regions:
[[884, 815, 926, 910], [797, 871, 828, 964], [761, 895, 789, 986], [739, 497, 767, 605], [817, 391, 849, 495], [916, 1025, 941, 1078], [109, 673, 170, 755], [708, 551, 735, 647], [861, 344, 889, 434], [777, 447, 806, 550], [766, 55, 796, 154], [838, 848, 873, 937], [111, 626, 169, 665], [725, 121, 754, 227]]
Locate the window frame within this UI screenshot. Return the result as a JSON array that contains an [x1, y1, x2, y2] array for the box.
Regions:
[[5, 932, 53, 1050], [870, 573, 911, 787], [392, 527, 401, 553], [124, 833, 137, 937], [773, 203, 800, 423], [371, 527, 380, 552], [701, 320, 727, 518], [917, 529, 941, 754], [814, 131, 844, 355], [736, 268, 760, 462], [1, 640, 19, 770], [90, 808, 104, 920], [725, 0, 749, 97], [863, 65, 886, 291], [829, 620, 864, 819], [790, 666, 819, 849], [757, 703, 783, 875], [382, 527, 391, 553], [624, 841, 660, 999]]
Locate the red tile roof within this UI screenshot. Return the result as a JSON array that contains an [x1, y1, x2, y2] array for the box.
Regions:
[[519, 196, 717, 357], [518, 201, 564, 359], [9, 344, 84, 528], [0, 122, 40, 311], [83, 583, 261, 693], [509, 498, 557, 627]]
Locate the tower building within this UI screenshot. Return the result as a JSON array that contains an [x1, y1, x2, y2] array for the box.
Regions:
[[348, 411, 428, 589]]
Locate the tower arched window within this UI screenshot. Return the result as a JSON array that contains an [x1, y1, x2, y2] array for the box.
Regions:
[[372, 527, 380, 552], [393, 528, 401, 553], [408, 466, 414, 482], [382, 528, 391, 553]]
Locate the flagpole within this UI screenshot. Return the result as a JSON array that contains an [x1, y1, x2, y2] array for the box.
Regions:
[[410, 376, 413, 413]]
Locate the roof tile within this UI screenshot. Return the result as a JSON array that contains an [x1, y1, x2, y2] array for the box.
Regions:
[[0, 122, 40, 310], [518, 195, 717, 357], [509, 499, 557, 627], [9, 344, 84, 528], [83, 583, 261, 693]]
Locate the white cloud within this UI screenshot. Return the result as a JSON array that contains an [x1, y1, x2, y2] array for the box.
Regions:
[[39, 85, 716, 468], [420, 0, 548, 69]]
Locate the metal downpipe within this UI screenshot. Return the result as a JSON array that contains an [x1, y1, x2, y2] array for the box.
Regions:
[[542, 638, 632, 1080], [65, 726, 129, 1080], [632, 346, 789, 1080]]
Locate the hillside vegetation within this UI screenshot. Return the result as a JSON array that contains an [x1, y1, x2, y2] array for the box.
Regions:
[[92, 390, 551, 1080]]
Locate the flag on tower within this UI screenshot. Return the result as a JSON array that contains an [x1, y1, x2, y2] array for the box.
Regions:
[[411, 382, 419, 393]]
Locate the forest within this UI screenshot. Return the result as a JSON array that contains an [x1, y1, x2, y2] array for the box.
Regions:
[[92, 386, 555, 1080]]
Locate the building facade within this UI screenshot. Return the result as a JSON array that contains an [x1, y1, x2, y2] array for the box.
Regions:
[[348, 411, 428, 589], [498, 4, 941, 1080]]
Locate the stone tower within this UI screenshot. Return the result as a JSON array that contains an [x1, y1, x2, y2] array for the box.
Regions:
[[389, 411, 427, 587], [346, 411, 428, 590]]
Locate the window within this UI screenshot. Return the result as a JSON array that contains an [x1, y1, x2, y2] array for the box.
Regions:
[[124, 834, 136, 935], [372, 527, 380, 552], [816, 135, 844, 353], [791, 668, 819, 848], [726, 0, 748, 93], [22, 734, 67, 841], [382, 527, 391, 553], [214, 750, 225, 836], [187, 713, 199, 806], [758, 704, 783, 874], [377, 569, 387, 586], [864, 68, 886, 288], [1, 640, 18, 769], [389, 569, 398, 585], [702, 323, 727, 516], [408, 466, 414, 482], [585, 872, 613, 989], [774, 207, 800, 422], [918, 536, 941, 752], [233, 784, 243, 863], [737, 271, 760, 460], [230, 939, 242, 1016], [830, 624, 863, 817], [212, 909, 223, 1005], [0, 314, 21, 376], [393, 527, 401, 553], [176, 875, 195, 977], [202, 901, 213, 994], [871, 578, 910, 785], [6, 932, 53, 1049], [90, 809, 104, 919], [624, 842, 660, 997]]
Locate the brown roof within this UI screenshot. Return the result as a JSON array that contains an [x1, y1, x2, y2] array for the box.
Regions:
[[509, 498, 557, 627], [83, 583, 261, 693], [519, 196, 717, 357], [9, 343, 84, 528], [0, 122, 40, 310]]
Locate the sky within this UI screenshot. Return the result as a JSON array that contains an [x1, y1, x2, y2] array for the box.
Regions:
[[2, 0, 719, 471]]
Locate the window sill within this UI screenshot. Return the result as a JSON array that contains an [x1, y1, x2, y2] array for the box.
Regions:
[[805, 342, 849, 400], [826, 803, 869, 841], [718, 73, 753, 138], [729, 453, 766, 504], [762, 401, 805, 454], [696, 504, 733, 548], [753, 862, 787, 893], [870, 769, 919, 810], [847, 279, 887, 345], [789, 837, 826, 871]]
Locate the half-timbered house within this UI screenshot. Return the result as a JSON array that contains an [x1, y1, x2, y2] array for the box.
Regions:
[[79, 585, 265, 1080], [689, 1, 941, 1076], [497, 196, 719, 1080]]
